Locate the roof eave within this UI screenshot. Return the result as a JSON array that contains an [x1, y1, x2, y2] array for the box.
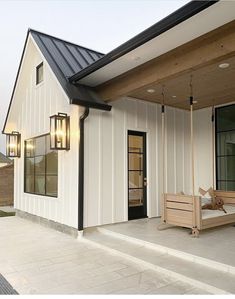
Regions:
[[69, 0, 218, 84], [71, 98, 112, 111]]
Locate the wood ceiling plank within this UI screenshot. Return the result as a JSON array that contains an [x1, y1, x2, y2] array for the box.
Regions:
[[97, 20, 235, 103]]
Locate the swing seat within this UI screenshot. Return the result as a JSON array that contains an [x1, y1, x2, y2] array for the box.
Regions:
[[161, 191, 235, 236]]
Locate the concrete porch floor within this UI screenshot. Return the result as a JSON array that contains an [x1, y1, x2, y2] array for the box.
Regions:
[[0, 216, 208, 295], [100, 217, 235, 269]]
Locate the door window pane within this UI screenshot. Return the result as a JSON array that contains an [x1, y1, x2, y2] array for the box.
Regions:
[[128, 135, 143, 152], [129, 171, 143, 188], [129, 189, 143, 207], [129, 153, 143, 170]]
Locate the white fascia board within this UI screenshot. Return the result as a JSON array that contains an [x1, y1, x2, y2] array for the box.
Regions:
[[79, 1, 235, 87]]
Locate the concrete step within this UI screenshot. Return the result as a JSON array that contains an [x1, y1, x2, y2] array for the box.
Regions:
[[83, 227, 235, 295]]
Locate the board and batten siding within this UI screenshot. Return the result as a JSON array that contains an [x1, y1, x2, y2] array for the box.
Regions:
[[84, 97, 192, 228], [193, 107, 214, 191], [6, 36, 80, 229]]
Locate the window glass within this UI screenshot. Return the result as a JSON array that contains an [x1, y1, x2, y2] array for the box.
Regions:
[[35, 136, 45, 156], [36, 63, 43, 84], [24, 134, 58, 197], [46, 176, 58, 197], [216, 105, 235, 132], [35, 176, 45, 194], [216, 105, 235, 191]]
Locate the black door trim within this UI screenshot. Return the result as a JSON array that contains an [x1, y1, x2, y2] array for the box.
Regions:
[[128, 130, 147, 220]]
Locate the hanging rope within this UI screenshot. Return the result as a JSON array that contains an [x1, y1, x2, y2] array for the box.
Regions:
[[189, 75, 195, 197], [161, 85, 165, 196], [211, 104, 215, 190], [160, 84, 167, 225]]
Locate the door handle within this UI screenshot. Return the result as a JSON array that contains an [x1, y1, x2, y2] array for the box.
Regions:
[[144, 177, 147, 186]]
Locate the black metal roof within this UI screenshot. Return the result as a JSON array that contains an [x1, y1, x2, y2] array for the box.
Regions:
[[30, 29, 111, 111], [31, 29, 104, 78], [2, 30, 111, 133], [69, 0, 218, 84]]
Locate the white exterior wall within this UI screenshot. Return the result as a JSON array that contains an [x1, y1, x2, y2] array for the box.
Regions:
[[194, 107, 214, 192], [5, 35, 216, 230], [5, 36, 80, 229], [84, 97, 192, 228]]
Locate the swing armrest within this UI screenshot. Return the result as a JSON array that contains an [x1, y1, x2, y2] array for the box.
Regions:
[[162, 193, 201, 229]]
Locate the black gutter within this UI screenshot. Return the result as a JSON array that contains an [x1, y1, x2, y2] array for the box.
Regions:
[[71, 97, 111, 111], [78, 107, 89, 231], [69, 0, 218, 84]]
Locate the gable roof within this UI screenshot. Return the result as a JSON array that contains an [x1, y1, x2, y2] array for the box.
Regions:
[[29, 30, 111, 111], [30, 29, 104, 78], [0, 152, 12, 164], [2, 29, 111, 134]]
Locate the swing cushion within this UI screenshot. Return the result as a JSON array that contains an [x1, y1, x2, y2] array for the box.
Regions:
[[201, 193, 212, 206], [198, 187, 214, 206]]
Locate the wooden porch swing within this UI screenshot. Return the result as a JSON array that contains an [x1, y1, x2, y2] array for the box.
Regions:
[[160, 76, 235, 237]]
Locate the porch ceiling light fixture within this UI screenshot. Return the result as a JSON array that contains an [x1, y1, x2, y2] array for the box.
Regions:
[[219, 63, 230, 69], [50, 113, 70, 150], [147, 88, 155, 93], [5, 131, 21, 158]]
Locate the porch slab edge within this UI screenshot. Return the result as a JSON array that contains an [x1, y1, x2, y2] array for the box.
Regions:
[[15, 210, 78, 238]]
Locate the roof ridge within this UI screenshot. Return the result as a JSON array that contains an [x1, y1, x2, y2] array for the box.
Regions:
[[28, 28, 105, 56]]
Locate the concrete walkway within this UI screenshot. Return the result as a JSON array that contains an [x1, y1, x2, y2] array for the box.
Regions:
[[0, 216, 208, 294]]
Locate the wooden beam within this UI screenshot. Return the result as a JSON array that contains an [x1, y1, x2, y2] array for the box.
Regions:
[[96, 20, 235, 101]]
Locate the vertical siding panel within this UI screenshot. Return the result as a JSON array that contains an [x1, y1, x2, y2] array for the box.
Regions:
[[113, 102, 126, 222], [137, 100, 147, 129], [101, 111, 113, 224]]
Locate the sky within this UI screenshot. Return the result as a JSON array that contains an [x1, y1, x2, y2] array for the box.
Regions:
[[0, 0, 189, 154]]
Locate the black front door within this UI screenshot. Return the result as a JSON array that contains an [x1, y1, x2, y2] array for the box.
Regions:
[[128, 130, 147, 220]]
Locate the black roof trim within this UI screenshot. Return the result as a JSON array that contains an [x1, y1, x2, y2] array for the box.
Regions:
[[69, 0, 218, 84], [71, 98, 111, 111], [2, 30, 30, 134], [2, 29, 111, 133]]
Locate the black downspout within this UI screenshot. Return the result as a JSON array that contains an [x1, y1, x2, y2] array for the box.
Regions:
[[78, 107, 89, 231]]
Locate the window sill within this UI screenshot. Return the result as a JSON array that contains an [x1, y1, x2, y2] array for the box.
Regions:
[[24, 191, 58, 199]]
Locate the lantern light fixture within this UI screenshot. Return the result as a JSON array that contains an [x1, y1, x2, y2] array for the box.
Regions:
[[50, 113, 70, 150], [5, 131, 21, 158]]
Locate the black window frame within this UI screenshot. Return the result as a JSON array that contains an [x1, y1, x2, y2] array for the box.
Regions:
[[215, 104, 235, 191], [24, 133, 58, 198], [36, 62, 43, 85]]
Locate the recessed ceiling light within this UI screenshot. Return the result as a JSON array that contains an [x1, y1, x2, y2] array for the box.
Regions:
[[172, 95, 177, 98], [219, 63, 230, 69], [147, 88, 155, 93], [132, 56, 141, 61]]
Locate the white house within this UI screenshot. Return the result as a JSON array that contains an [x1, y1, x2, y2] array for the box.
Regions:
[[3, 0, 235, 235]]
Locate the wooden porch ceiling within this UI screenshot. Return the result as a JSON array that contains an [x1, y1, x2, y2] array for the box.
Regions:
[[96, 20, 235, 110], [128, 55, 235, 110]]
